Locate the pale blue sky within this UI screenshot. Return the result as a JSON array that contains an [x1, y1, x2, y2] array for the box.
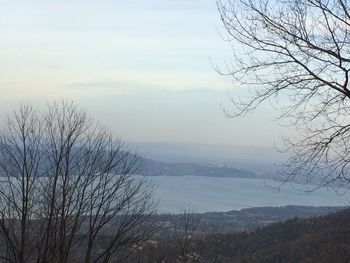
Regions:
[[0, 0, 289, 146]]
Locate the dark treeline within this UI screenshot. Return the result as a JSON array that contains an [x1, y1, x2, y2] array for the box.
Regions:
[[126, 208, 350, 263]]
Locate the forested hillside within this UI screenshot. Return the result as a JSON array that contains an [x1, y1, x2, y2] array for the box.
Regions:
[[130, 208, 350, 262]]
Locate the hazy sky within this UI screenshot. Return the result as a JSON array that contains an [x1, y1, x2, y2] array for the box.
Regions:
[[0, 0, 291, 146]]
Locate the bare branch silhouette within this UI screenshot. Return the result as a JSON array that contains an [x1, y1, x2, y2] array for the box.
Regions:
[[218, 0, 350, 188], [0, 101, 155, 263]]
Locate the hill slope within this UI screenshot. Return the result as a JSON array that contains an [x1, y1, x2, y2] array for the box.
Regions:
[[199, 208, 350, 262]]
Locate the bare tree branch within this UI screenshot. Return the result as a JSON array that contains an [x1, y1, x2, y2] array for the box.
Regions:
[[218, 0, 350, 188], [0, 101, 155, 263]]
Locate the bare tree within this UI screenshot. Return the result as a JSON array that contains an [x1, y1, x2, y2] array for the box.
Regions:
[[217, 0, 350, 188], [0, 101, 154, 263], [168, 210, 202, 263]]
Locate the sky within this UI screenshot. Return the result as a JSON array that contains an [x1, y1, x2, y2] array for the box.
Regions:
[[0, 0, 291, 146]]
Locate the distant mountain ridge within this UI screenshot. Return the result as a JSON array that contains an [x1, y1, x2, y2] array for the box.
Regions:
[[132, 142, 285, 179], [131, 142, 285, 164], [141, 158, 259, 178]]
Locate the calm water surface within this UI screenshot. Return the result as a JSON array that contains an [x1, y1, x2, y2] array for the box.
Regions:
[[149, 176, 350, 213]]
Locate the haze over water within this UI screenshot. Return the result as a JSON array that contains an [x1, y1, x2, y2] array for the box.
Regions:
[[151, 176, 350, 213]]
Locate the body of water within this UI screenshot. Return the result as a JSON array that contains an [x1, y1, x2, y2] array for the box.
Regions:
[[149, 176, 350, 213]]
